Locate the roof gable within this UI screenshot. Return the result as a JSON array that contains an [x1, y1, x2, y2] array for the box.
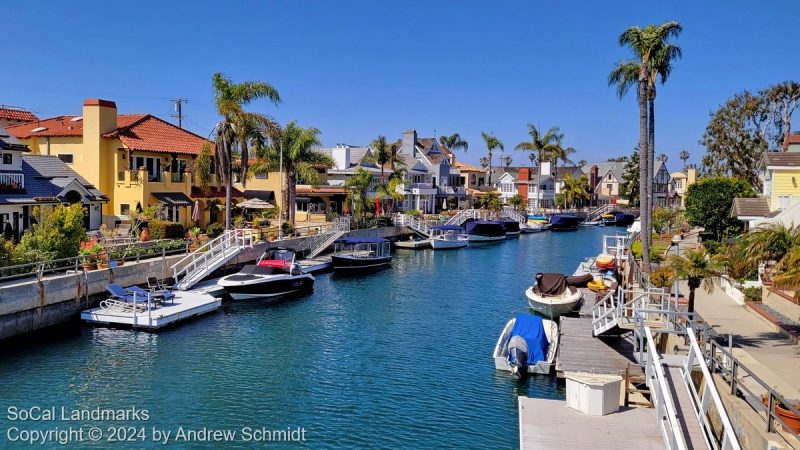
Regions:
[[0, 107, 38, 123]]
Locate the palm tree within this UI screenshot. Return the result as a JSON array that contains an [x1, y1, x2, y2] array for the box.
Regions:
[[501, 155, 513, 168], [212, 73, 280, 229], [375, 177, 405, 214], [774, 246, 800, 299], [664, 248, 722, 314], [439, 133, 468, 155], [508, 194, 526, 211], [481, 192, 502, 212], [679, 150, 690, 170], [481, 132, 504, 185], [344, 168, 374, 225], [577, 159, 588, 170], [515, 124, 561, 210], [658, 153, 668, 163], [251, 122, 333, 225], [560, 174, 590, 209], [479, 157, 489, 171], [610, 21, 682, 272], [738, 224, 800, 269], [528, 152, 537, 169]]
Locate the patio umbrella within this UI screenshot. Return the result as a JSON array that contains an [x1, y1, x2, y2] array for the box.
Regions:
[[192, 200, 201, 222], [375, 196, 381, 215], [239, 198, 275, 209], [442, 197, 448, 210]]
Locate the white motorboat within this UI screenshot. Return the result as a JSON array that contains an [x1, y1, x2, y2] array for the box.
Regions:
[[218, 248, 314, 300], [525, 273, 587, 318], [429, 225, 469, 249], [493, 314, 559, 376], [580, 220, 601, 227], [520, 222, 544, 233]]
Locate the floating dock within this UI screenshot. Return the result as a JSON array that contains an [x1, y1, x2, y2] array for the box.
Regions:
[[297, 255, 332, 273], [518, 397, 663, 450], [556, 316, 643, 380], [81, 290, 221, 329]]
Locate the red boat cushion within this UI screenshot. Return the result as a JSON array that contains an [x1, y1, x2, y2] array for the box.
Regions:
[[257, 260, 291, 269]]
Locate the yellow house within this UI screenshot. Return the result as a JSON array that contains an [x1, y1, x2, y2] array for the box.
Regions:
[[9, 99, 235, 229]]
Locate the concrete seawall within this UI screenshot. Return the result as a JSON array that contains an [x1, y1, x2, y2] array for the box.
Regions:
[[0, 226, 406, 340]]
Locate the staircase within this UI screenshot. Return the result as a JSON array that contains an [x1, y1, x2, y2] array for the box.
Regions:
[[586, 204, 615, 222], [591, 287, 675, 336], [299, 216, 350, 259], [393, 213, 432, 237], [501, 207, 526, 223], [171, 230, 255, 291], [445, 209, 481, 225]]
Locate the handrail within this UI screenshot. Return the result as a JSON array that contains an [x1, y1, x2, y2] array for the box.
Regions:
[[501, 207, 526, 223], [644, 326, 689, 450], [706, 339, 800, 443], [684, 330, 741, 450], [171, 229, 254, 289]]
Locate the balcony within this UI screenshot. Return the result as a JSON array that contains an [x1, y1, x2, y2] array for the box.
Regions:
[[438, 186, 465, 195], [171, 171, 185, 183], [0, 173, 24, 194]]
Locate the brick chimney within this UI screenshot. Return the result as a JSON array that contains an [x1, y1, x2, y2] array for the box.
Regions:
[[589, 165, 599, 193], [518, 168, 530, 199]]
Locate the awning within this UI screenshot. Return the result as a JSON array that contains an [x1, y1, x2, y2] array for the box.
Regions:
[[243, 190, 275, 202], [295, 197, 310, 203], [152, 192, 193, 206]]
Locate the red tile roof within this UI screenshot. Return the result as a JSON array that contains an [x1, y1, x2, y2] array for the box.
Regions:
[[453, 161, 483, 172], [296, 186, 346, 194], [9, 114, 211, 155], [788, 133, 800, 144], [0, 107, 38, 123]]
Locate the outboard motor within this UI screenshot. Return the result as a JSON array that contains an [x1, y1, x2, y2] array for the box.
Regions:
[[507, 335, 529, 379]]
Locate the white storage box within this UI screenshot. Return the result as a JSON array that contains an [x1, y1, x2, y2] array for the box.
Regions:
[[564, 372, 622, 416]]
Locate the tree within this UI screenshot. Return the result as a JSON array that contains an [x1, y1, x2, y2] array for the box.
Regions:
[[481, 192, 502, 211], [577, 159, 588, 169], [439, 133, 468, 154], [658, 153, 668, 163], [193, 142, 214, 196], [528, 152, 537, 169], [515, 124, 561, 210], [610, 21, 683, 273], [738, 224, 800, 269], [479, 157, 489, 171], [251, 122, 333, 224], [679, 150, 690, 169], [375, 177, 405, 214], [481, 132, 504, 185], [560, 174, 590, 208], [212, 73, 280, 229], [684, 177, 756, 240], [14, 204, 86, 262], [701, 81, 800, 186], [508, 194, 526, 211], [621, 150, 640, 205], [344, 168, 374, 224], [501, 155, 513, 168], [664, 248, 722, 314], [363, 135, 404, 215]]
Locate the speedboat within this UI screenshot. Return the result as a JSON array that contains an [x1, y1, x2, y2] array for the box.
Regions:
[[430, 225, 469, 249], [525, 272, 587, 318], [500, 219, 521, 237], [602, 211, 636, 227], [527, 214, 551, 231], [393, 236, 430, 250], [332, 237, 392, 271], [580, 220, 601, 227], [520, 222, 544, 233], [493, 314, 559, 377], [218, 248, 314, 300], [549, 214, 579, 231], [464, 219, 506, 243]]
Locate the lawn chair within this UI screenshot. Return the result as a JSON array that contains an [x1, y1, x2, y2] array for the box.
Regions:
[[148, 276, 169, 290], [104, 284, 150, 311], [128, 285, 175, 304]]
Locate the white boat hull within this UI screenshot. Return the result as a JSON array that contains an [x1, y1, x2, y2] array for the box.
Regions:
[[520, 224, 543, 233], [430, 236, 468, 249], [525, 286, 583, 318], [493, 317, 559, 375], [467, 234, 505, 243]]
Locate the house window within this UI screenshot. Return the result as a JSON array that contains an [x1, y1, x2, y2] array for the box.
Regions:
[[120, 204, 131, 216], [502, 183, 513, 193], [134, 156, 162, 182], [58, 154, 74, 164], [2, 153, 12, 165], [255, 172, 267, 179], [606, 183, 612, 190]]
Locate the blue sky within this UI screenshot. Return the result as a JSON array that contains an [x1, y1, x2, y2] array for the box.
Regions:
[[2, 1, 797, 169]]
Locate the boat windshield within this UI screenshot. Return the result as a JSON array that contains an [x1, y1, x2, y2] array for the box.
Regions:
[[335, 241, 390, 258]]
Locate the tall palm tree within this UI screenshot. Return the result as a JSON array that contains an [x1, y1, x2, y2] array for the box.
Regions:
[[344, 168, 374, 224], [439, 133, 469, 160], [679, 150, 690, 170], [665, 248, 722, 314], [610, 21, 682, 272], [251, 122, 333, 225], [363, 136, 403, 215], [501, 155, 513, 168], [481, 132, 504, 185], [515, 124, 562, 211], [658, 153, 668, 163], [212, 73, 280, 229]]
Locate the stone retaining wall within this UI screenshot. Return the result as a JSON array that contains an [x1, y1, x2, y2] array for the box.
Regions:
[[764, 288, 800, 323]]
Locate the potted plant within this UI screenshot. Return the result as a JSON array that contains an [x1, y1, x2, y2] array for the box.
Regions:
[[187, 226, 201, 251], [267, 231, 277, 242], [92, 243, 109, 269], [79, 248, 97, 271]]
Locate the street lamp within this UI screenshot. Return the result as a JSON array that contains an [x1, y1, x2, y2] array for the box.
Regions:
[[671, 234, 682, 308]]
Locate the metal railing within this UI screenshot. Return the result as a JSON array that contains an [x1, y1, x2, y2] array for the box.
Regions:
[[587, 204, 616, 222], [393, 213, 432, 237], [445, 209, 481, 225], [501, 207, 526, 223], [603, 235, 629, 260], [0, 172, 24, 191], [706, 339, 800, 443], [683, 330, 741, 450], [643, 326, 689, 450], [299, 216, 350, 258], [171, 230, 254, 290]]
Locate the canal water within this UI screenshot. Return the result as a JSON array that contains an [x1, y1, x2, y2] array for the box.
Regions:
[[0, 227, 612, 449]]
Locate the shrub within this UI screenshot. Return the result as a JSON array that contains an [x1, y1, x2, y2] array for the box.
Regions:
[[406, 209, 421, 217], [148, 220, 185, 240], [0, 238, 15, 267], [685, 177, 757, 240], [206, 223, 224, 239], [650, 267, 676, 288], [702, 239, 723, 255], [14, 204, 86, 262], [632, 241, 669, 263], [742, 286, 762, 302]]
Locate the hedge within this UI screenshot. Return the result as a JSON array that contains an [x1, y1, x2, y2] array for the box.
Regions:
[[148, 220, 185, 240]]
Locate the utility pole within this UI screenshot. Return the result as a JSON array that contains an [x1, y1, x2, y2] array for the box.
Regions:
[[170, 98, 188, 128]]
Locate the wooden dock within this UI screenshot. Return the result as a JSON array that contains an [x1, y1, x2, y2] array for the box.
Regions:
[[81, 290, 221, 329], [297, 255, 332, 273], [518, 397, 663, 450], [556, 316, 643, 379]]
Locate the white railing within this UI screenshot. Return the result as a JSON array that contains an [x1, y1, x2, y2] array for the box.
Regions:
[[591, 289, 618, 335], [171, 229, 254, 290], [683, 330, 741, 450], [602, 235, 629, 260], [301, 216, 350, 259], [445, 209, 481, 225], [587, 204, 615, 222], [501, 207, 526, 223], [0, 172, 24, 190], [644, 327, 690, 450], [393, 213, 431, 237], [592, 286, 680, 336]]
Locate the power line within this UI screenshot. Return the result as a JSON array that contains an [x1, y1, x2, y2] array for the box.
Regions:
[[170, 98, 188, 128]]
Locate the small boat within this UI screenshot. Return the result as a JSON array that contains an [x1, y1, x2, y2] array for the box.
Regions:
[[500, 219, 521, 237], [332, 237, 392, 271], [549, 214, 579, 231], [613, 212, 636, 226], [218, 248, 314, 300], [393, 236, 430, 250], [464, 219, 506, 243], [580, 220, 601, 227], [520, 222, 544, 233], [525, 272, 586, 318], [493, 314, 559, 376], [601, 213, 617, 226], [528, 213, 548, 222], [430, 225, 469, 249]]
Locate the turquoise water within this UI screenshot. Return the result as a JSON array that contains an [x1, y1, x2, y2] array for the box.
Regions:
[[0, 227, 611, 449]]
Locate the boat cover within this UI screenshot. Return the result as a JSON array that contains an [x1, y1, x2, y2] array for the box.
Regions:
[[550, 214, 579, 226], [335, 237, 389, 244], [465, 220, 505, 237], [566, 273, 594, 287], [533, 272, 568, 295], [432, 225, 464, 231], [510, 315, 549, 364], [501, 220, 521, 232]]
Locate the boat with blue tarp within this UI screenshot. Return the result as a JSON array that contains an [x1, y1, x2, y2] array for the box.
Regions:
[[464, 219, 506, 243], [549, 214, 579, 231], [493, 314, 558, 376], [332, 237, 392, 271], [500, 219, 521, 237]]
